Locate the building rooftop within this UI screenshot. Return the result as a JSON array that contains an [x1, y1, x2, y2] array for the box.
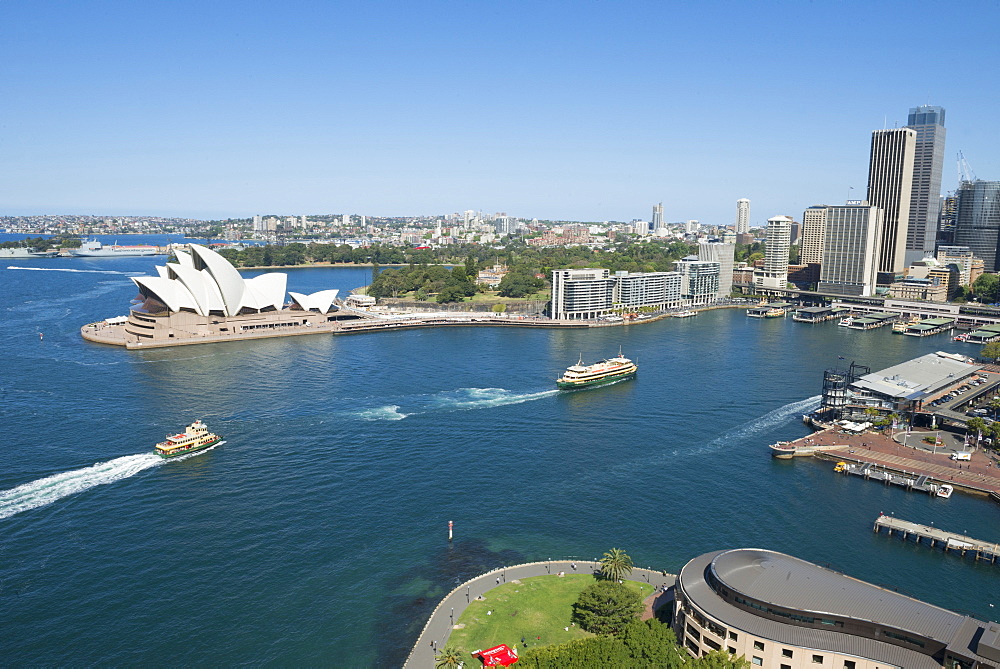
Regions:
[[681, 548, 997, 667], [851, 351, 981, 400]]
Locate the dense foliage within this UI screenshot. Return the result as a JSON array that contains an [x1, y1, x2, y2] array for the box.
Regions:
[[518, 619, 750, 669], [367, 265, 478, 303], [573, 581, 643, 636], [973, 274, 1000, 303], [1, 235, 80, 250]]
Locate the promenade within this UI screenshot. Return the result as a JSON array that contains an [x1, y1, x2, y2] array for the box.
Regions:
[[791, 428, 1000, 497], [402, 560, 676, 668]]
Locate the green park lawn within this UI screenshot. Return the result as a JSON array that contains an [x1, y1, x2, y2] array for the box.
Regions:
[[446, 574, 653, 655]]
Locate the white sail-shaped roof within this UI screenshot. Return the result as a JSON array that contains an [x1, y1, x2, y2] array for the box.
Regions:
[[132, 276, 199, 313], [242, 273, 287, 312], [289, 289, 339, 314], [131, 244, 291, 317], [189, 244, 247, 316]]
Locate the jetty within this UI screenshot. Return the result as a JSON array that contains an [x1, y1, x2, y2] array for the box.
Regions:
[[873, 514, 1000, 564]]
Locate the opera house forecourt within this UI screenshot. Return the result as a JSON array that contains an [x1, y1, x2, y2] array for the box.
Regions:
[[674, 548, 999, 669], [80, 244, 350, 349]]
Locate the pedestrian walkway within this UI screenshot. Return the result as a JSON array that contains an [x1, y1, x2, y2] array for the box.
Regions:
[[402, 559, 676, 668]]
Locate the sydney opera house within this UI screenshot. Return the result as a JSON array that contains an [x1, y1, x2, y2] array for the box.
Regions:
[[81, 244, 354, 349]]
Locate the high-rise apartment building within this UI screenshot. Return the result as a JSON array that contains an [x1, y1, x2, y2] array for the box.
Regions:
[[736, 198, 750, 233], [755, 216, 791, 290], [904, 105, 947, 265], [550, 269, 615, 320], [675, 258, 720, 305], [867, 128, 916, 273], [953, 180, 1000, 271], [800, 206, 828, 265], [652, 203, 663, 229], [818, 204, 883, 296], [698, 241, 735, 299]]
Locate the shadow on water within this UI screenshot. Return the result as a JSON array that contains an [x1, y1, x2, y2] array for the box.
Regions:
[[376, 537, 525, 667]]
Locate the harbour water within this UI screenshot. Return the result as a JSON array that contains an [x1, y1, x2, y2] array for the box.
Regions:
[[1, 246, 997, 666]]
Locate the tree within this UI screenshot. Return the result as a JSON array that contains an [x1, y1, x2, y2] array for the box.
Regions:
[[982, 341, 1000, 362], [967, 417, 988, 445], [973, 273, 1000, 303], [572, 581, 643, 636], [599, 548, 634, 582], [435, 646, 465, 668], [492, 303, 506, 313]]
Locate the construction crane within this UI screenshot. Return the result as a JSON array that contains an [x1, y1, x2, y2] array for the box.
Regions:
[[958, 150, 978, 183]]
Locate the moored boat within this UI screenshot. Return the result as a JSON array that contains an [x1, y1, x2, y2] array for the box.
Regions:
[[155, 420, 222, 458], [936, 484, 954, 499], [557, 351, 637, 389], [673, 310, 697, 318]]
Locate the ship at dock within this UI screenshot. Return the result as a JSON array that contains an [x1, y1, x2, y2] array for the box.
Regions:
[[556, 351, 637, 389], [154, 420, 222, 458], [71, 239, 162, 257]]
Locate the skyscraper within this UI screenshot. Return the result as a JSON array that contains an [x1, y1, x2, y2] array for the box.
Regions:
[[953, 180, 1000, 271], [867, 128, 916, 273], [736, 198, 750, 234], [698, 241, 735, 299], [818, 204, 883, 296], [904, 105, 946, 264], [800, 206, 828, 265], [652, 202, 663, 230], [755, 216, 791, 290]]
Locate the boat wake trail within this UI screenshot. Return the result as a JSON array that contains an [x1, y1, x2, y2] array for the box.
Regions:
[[0, 443, 224, 521], [347, 387, 559, 421], [691, 394, 822, 457], [430, 387, 560, 411], [6, 266, 145, 276], [355, 405, 410, 421]]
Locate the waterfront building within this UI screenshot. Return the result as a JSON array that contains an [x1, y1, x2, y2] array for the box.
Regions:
[[550, 268, 685, 318], [849, 351, 980, 414], [698, 241, 735, 299], [800, 205, 828, 265], [754, 216, 791, 290], [550, 268, 615, 320], [676, 258, 720, 305], [936, 245, 983, 287], [117, 244, 344, 347], [736, 198, 750, 234], [674, 547, 998, 669], [953, 180, 1000, 271], [867, 127, 916, 273], [614, 270, 682, 310], [818, 204, 883, 297], [905, 105, 947, 265]]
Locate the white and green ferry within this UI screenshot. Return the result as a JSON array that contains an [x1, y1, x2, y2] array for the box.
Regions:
[[556, 352, 637, 389]]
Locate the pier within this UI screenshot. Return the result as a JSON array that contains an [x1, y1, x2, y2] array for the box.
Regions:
[[873, 514, 1000, 564]]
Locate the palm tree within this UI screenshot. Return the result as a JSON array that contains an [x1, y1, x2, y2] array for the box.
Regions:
[[435, 646, 465, 669], [599, 547, 634, 582]]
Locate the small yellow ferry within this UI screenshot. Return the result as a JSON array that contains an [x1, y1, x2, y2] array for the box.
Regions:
[[155, 420, 222, 458]]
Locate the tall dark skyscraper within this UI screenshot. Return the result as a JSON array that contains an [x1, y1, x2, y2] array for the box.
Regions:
[[866, 127, 916, 273], [904, 105, 947, 264], [953, 180, 1000, 271]]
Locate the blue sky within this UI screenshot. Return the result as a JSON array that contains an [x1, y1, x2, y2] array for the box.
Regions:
[[2, 0, 999, 224]]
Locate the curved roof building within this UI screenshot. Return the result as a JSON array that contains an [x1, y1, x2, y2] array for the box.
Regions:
[[674, 548, 998, 668], [132, 244, 288, 317]]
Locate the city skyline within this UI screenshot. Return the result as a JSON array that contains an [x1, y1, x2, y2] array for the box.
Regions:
[[2, 1, 999, 223]]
